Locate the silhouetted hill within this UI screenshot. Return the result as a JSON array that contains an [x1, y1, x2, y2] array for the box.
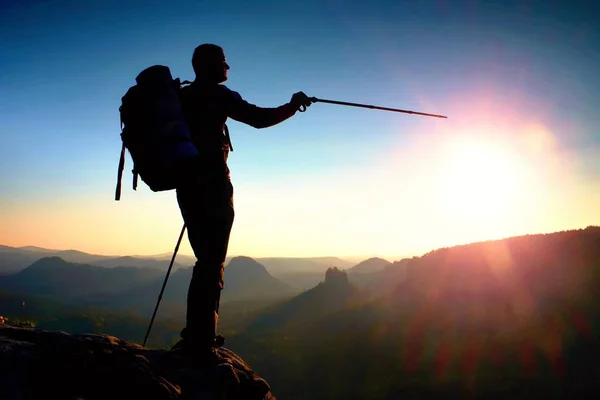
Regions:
[[384, 225, 600, 334], [223, 257, 297, 301], [0, 246, 115, 274], [248, 257, 355, 290], [49, 249, 108, 264], [0, 244, 356, 277], [3, 228, 600, 399], [0, 249, 41, 275], [78, 256, 298, 317], [15, 245, 56, 253], [0, 257, 164, 300], [347, 258, 409, 296], [347, 257, 391, 274], [225, 226, 600, 400], [238, 267, 362, 333]]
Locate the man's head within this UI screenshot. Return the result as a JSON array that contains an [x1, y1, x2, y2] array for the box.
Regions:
[[192, 44, 229, 83]]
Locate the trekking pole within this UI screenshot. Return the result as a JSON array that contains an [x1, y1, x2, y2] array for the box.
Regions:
[[143, 223, 187, 347], [302, 97, 448, 118]]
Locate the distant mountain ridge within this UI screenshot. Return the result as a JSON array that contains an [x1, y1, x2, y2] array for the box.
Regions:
[[0, 244, 360, 276], [240, 256, 354, 275], [0, 257, 164, 299], [238, 267, 363, 333], [346, 257, 391, 274], [0, 254, 299, 317], [0, 247, 115, 274], [2, 226, 600, 400], [91, 256, 186, 270], [15, 245, 57, 253], [223, 256, 297, 300], [225, 226, 600, 400]]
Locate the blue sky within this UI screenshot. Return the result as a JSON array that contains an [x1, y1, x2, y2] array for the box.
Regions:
[[1, 0, 599, 259]]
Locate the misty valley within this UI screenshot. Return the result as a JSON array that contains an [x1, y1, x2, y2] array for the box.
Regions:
[[1, 226, 599, 399]]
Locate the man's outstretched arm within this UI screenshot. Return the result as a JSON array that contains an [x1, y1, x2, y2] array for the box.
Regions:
[[226, 89, 313, 129]]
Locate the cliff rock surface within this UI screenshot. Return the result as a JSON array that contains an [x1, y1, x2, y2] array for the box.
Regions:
[[0, 325, 275, 400]]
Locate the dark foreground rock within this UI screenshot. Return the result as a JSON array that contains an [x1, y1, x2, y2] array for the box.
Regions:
[[0, 325, 274, 400]]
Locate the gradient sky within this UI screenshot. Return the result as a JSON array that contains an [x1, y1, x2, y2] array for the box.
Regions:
[[1, 0, 599, 260]]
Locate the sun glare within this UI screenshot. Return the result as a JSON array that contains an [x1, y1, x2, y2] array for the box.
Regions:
[[439, 138, 521, 219]]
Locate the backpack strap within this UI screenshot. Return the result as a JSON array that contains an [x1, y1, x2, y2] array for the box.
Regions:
[[224, 123, 234, 152], [115, 114, 126, 201], [115, 143, 126, 201]]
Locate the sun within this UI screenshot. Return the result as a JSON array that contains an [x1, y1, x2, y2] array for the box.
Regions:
[[439, 138, 521, 219]]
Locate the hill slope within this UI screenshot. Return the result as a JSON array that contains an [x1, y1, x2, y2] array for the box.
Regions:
[[0, 257, 163, 299], [347, 257, 391, 274], [222, 257, 298, 301], [229, 267, 362, 334], [226, 226, 600, 400]]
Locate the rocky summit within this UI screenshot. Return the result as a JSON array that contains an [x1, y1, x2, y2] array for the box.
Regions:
[[0, 325, 275, 400]]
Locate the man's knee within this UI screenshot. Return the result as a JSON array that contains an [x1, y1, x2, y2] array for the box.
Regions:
[[192, 262, 225, 290]]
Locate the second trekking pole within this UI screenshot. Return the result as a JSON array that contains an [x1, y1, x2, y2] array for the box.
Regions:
[[143, 223, 187, 347]]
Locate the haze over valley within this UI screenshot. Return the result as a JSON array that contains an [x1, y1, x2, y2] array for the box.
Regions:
[[2, 226, 600, 398]]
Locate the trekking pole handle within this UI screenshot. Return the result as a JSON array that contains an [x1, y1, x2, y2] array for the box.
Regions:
[[297, 96, 319, 113]]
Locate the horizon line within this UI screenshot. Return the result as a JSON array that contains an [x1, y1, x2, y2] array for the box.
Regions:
[[3, 244, 413, 263], [4, 225, 597, 262]]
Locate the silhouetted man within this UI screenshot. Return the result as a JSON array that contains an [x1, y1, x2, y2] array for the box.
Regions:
[[174, 43, 313, 360]]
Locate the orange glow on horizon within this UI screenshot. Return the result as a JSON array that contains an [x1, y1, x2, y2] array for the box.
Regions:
[[1, 88, 598, 259]]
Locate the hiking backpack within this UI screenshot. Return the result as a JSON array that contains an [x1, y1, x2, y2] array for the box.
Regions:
[[114, 65, 198, 201]]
